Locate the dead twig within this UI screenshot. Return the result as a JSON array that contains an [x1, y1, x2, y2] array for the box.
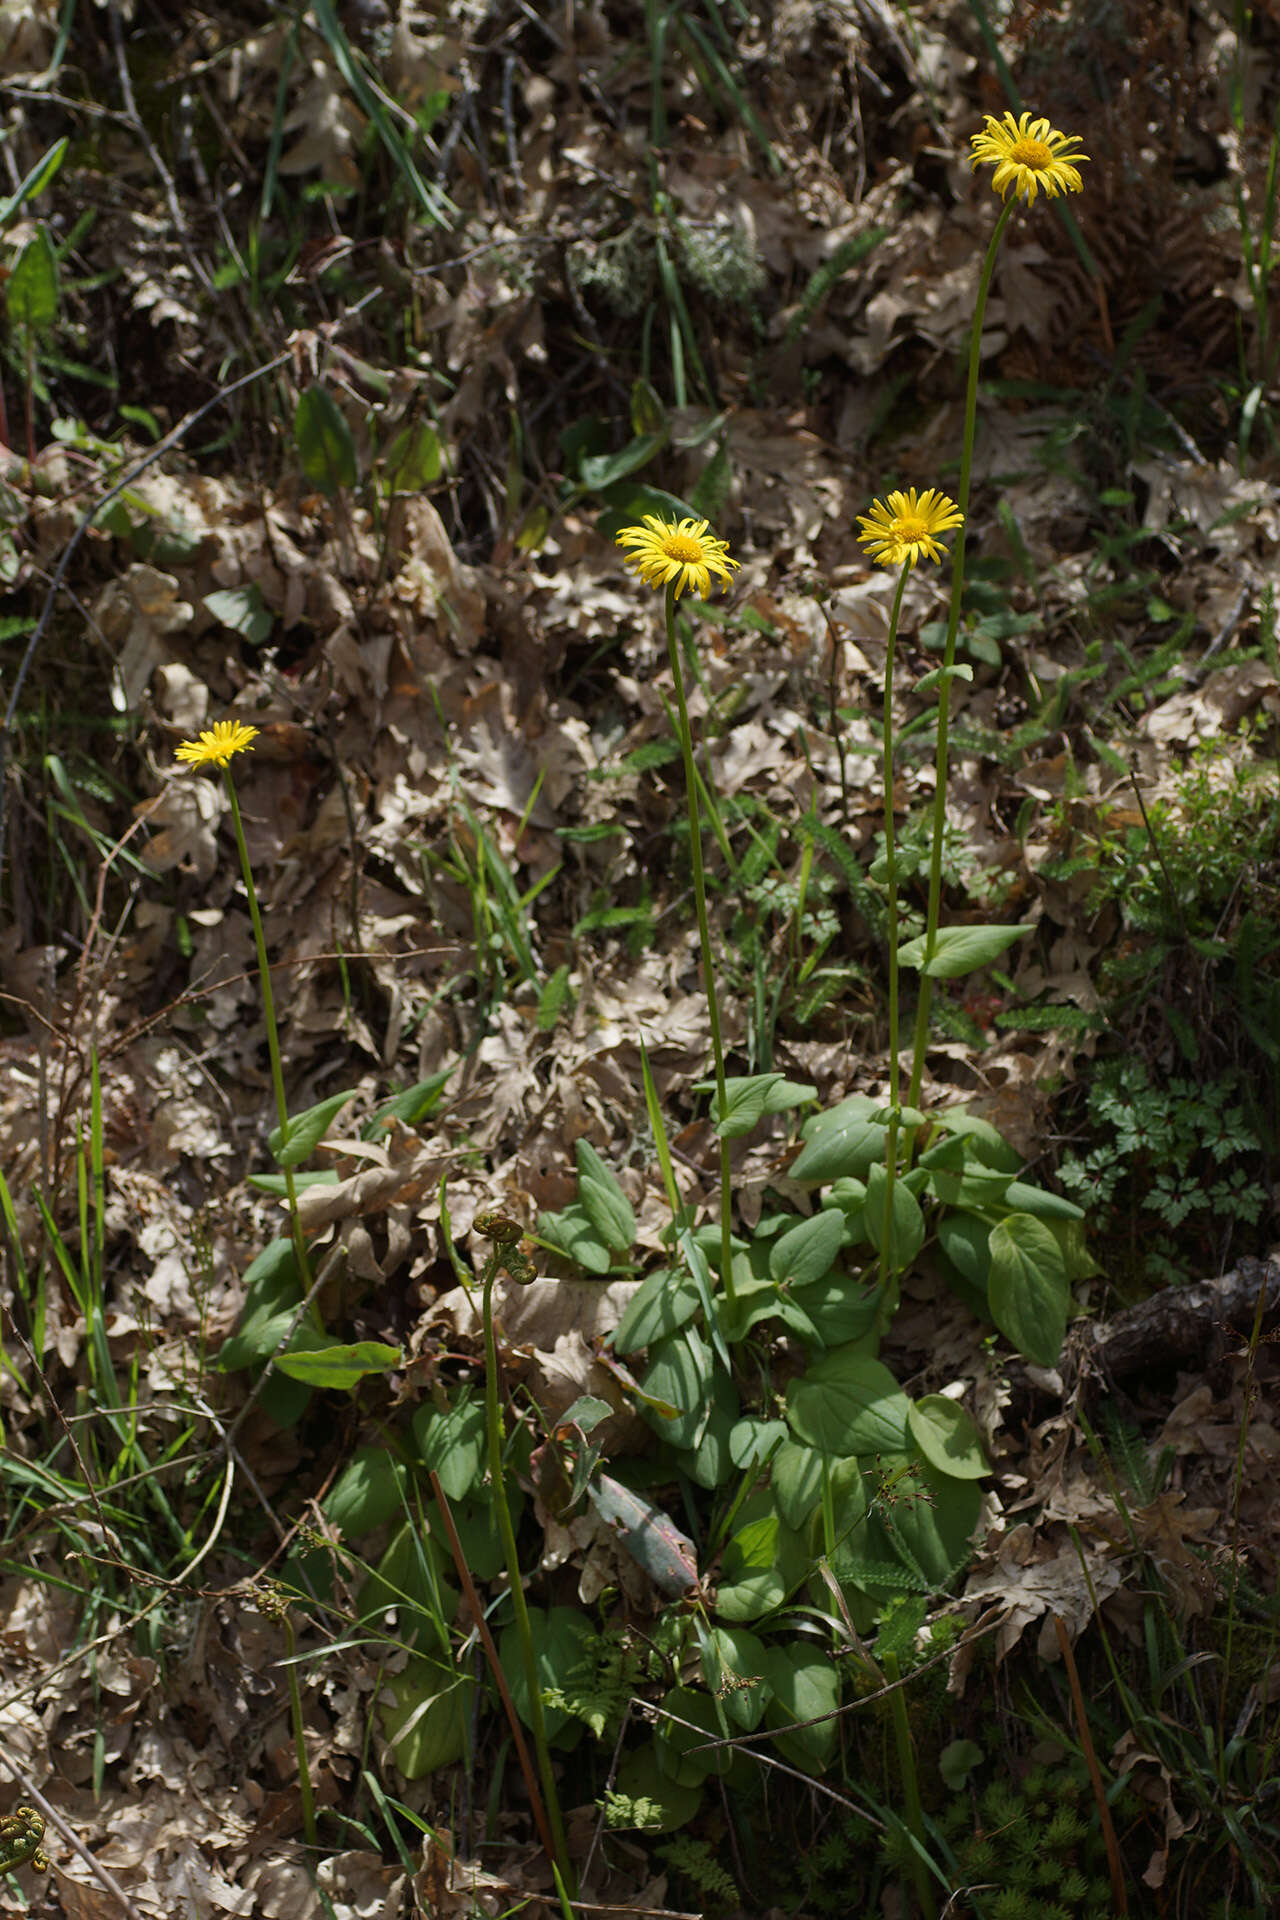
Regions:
[[428, 1469, 560, 1869], [1052, 1612, 1129, 1916]]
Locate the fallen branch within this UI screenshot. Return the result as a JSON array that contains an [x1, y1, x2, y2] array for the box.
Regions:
[[1069, 1254, 1280, 1387]]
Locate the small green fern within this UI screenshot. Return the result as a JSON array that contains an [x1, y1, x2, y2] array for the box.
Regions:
[[659, 1834, 738, 1906]]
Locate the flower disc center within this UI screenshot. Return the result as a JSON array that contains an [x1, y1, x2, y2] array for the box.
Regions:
[[1010, 137, 1053, 169], [664, 535, 706, 562], [893, 517, 930, 545]]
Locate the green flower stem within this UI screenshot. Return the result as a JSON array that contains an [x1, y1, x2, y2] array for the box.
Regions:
[[223, 769, 314, 1300], [878, 560, 911, 1287], [482, 1247, 572, 1887], [907, 197, 1016, 1112], [883, 1649, 936, 1920], [664, 579, 737, 1309]]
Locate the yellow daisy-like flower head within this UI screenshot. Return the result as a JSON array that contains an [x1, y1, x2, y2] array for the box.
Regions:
[[856, 488, 964, 570], [970, 110, 1089, 205], [615, 514, 740, 600], [174, 719, 260, 770]]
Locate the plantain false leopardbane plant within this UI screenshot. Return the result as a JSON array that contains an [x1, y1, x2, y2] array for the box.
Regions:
[[524, 101, 1096, 1852]]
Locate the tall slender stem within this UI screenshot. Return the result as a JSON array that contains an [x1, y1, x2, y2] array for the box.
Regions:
[[481, 1248, 572, 1885], [224, 770, 313, 1298], [878, 562, 911, 1287], [907, 199, 1015, 1110], [282, 1610, 317, 1847], [664, 581, 737, 1308]]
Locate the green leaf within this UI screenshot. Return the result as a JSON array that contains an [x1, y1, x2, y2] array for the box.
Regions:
[[269, 1087, 359, 1168], [246, 1169, 339, 1196], [613, 1744, 702, 1831], [276, 1339, 403, 1389], [362, 1069, 452, 1138], [538, 1201, 611, 1274], [640, 1327, 714, 1450], [935, 1211, 992, 1293], [219, 1238, 300, 1370], [931, 1110, 1021, 1172], [897, 923, 1032, 979], [324, 1446, 410, 1536], [295, 384, 359, 495], [203, 584, 273, 648], [940, 1738, 985, 1791], [824, 1455, 871, 1577], [769, 1209, 846, 1287], [579, 432, 666, 491], [682, 1363, 740, 1490], [760, 1645, 841, 1773], [359, 1520, 454, 1645], [380, 418, 442, 491], [786, 1348, 911, 1455], [655, 1685, 733, 1782], [824, 1177, 869, 1241], [594, 481, 701, 542], [717, 1497, 808, 1621], [767, 1443, 825, 1528], [790, 1095, 887, 1183], [381, 1659, 474, 1778], [499, 1605, 595, 1742], [423, 1490, 509, 1584], [988, 1213, 1069, 1366], [908, 1395, 989, 1480], [0, 137, 68, 233], [914, 663, 974, 694], [728, 1417, 788, 1471], [1002, 1179, 1084, 1222], [536, 963, 574, 1031], [1049, 1215, 1102, 1281], [412, 1391, 487, 1502], [865, 1163, 925, 1270], [611, 1265, 701, 1353], [7, 227, 59, 335], [703, 1071, 786, 1139], [630, 376, 666, 437], [876, 1458, 982, 1590], [576, 1139, 637, 1250], [923, 1161, 1013, 1212], [790, 1272, 883, 1349], [700, 1623, 770, 1731]]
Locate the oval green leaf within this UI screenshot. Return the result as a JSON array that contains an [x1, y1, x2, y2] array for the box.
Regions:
[[908, 1394, 989, 1480], [785, 1348, 910, 1455], [988, 1212, 1069, 1366], [898, 923, 1032, 979], [769, 1209, 846, 1287], [275, 1338, 402, 1389]]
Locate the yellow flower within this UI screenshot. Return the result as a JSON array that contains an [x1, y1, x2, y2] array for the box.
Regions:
[[615, 514, 740, 600], [856, 488, 964, 570], [970, 110, 1089, 205], [174, 719, 260, 770]]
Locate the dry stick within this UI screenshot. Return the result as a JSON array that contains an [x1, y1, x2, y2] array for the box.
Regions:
[[427, 1469, 559, 1870], [0, 348, 291, 885], [0, 1742, 145, 1920], [1051, 1613, 1129, 1918]]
